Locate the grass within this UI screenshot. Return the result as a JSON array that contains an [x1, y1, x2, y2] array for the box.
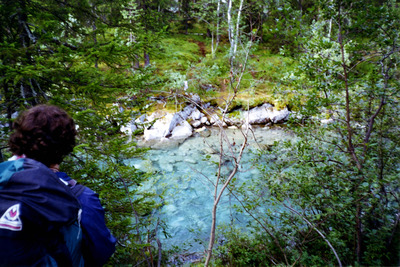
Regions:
[[149, 33, 297, 110]]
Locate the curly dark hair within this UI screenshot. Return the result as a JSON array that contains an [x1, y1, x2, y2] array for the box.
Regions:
[[9, 104, 76, 166]]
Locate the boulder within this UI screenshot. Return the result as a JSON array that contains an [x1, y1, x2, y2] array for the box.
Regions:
[[243, 103, 289, 124], [243, 103, 274, 124], [170, 120, 193, 140], [144, 113, 173, 141], [147, 110, 168, 122], [132, 159, 157, 173], [190, 108, 203, 120], [270, 107, 290, 123], [200, 116, 208, 124], [165, 105, 196, 137], [191, 120, 202, 128]]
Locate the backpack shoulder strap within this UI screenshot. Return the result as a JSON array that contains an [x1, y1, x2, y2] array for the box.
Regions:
[[67, 179, 86, 198]]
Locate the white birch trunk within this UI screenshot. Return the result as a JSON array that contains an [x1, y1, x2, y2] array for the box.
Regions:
[[211, 0, 221, 58], [233, 0, 243, 56], [227, 0, 233, 47]]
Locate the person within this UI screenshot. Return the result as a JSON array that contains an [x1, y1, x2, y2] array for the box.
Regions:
[[0, 104, 116, 266]]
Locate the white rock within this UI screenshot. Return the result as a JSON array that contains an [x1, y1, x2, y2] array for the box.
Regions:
[[144, 113, 174, 141], [147, 110, 168, 123], [120, 120, 138, 135], [191, 120, 202, 128], [190, 108, 203, 120], [243, 103, 289, 124], [170, 120, 193, 139], [321, 118, 334, 124], [209, 114, 218, 124], [271, 107, 290, 123], [190, 93, 201, 104], [241, 122, 252, 130], [244, 103, 274, 124], [165, 105, 196, 137]]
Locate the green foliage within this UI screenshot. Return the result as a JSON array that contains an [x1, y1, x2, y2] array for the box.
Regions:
[[61, 103, 165, 265], [155, 37, 201, 72], [0, 0, 167, 264], [216, 1, 400, 266], [2, 0, 400, 265], [215, 227, 279, 266]]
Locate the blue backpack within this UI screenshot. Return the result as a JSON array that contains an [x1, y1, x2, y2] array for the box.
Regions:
[[0, 158, 83, 267]]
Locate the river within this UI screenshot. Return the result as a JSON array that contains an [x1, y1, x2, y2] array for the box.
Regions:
[[127, 125, 294, 256]]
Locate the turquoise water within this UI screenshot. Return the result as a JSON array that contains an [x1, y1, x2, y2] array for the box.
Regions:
[[128, 126, 293, 254]]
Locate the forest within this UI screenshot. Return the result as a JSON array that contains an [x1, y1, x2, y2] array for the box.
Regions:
[[0, 0, 399, 266]]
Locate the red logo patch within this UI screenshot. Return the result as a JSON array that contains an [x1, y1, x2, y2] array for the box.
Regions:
[[0, 204, 22, 231]]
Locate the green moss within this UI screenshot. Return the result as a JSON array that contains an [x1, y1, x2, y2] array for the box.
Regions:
[[150, 34, 297, 111], [154, 37, 201, 72]]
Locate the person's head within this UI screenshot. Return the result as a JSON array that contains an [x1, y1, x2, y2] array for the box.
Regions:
[[9, 104, 76, 167]]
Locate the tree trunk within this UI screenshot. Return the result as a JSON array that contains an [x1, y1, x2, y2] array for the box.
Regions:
[[144, 51, 150, 66], [204, 127, 248, 266], [204, 203, 218, 266], [355, 204, 362, 263]]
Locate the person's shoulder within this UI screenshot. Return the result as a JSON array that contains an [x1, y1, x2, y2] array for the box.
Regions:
[[11, 158, 62, 185], [22, 158, 50, 171], [0, 158, 52, 187], [0, 159, 25, 187]]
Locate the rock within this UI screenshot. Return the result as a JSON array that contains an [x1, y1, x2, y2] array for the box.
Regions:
[[191, 120, 202, 128], [209, 114, 227, 127], [225, 116, 241, 126], [190, 108, 203, 120], [209, 114, 217, 124], [159, 162, 174, 172], [147, 110, 168, 122], [120, 121, 136, 135], [244, 103, 274, 124], [138, 100, 291, 148], [144, 113, 173, 141], [243, 103, 289, 124], [158, 155, 177, 172], [170, 120, 193, 140], [165, 105, 196, 137], [270, 107, 290, 123], [196, 127, 211, 137], [200, 116, 208, 124], [143, 106, 195, 144], [133, 159, 157, 173], [241, 122, 252, 131]]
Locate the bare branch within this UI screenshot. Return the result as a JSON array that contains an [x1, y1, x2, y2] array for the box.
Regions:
[[284, 204, 343, 267]]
